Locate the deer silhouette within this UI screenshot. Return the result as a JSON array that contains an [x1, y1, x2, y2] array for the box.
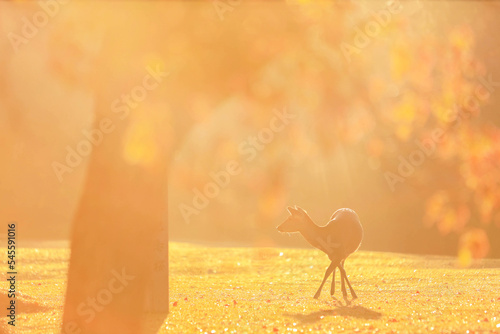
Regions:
[[277, 206, 363, 302]]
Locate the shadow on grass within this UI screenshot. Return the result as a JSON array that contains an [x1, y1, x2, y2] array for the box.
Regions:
[[1, 292, 51, 314], [284, 306, 382, 324]]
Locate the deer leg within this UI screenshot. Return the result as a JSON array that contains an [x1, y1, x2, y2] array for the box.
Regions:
[[339, 260, 347, 299], [339, 262, 358, 299], [313, 261, 337, 299], [330, 266, 336, 297], [340, 265, 348, 300]]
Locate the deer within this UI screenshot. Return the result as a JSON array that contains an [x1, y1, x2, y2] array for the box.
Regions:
[[277, 206, 363, 302]]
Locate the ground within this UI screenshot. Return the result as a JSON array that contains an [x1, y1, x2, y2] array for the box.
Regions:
[[1, 243, 499, 333]]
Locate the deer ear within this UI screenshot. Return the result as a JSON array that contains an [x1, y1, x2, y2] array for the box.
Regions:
[[295, 206, 308, 216], [287, 206, 298, 215]]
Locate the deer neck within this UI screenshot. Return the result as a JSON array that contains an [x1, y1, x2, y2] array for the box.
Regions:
[[298, 218, 324, 251]]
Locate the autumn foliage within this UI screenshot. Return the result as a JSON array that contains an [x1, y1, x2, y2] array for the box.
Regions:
[[1, 1, 499, 259]]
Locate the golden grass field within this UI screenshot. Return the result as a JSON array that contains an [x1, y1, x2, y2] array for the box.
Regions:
[[1, 243, 499, 333]]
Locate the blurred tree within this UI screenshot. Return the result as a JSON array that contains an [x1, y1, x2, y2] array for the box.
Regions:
[[57, 4, 174, 333], [165, 1, 500, 259]]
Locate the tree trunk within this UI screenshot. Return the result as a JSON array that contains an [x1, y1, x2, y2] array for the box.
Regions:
[[62, 9, 170, 333]]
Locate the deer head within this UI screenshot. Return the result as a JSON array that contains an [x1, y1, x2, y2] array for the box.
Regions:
[[277, 206, 309, 232]]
